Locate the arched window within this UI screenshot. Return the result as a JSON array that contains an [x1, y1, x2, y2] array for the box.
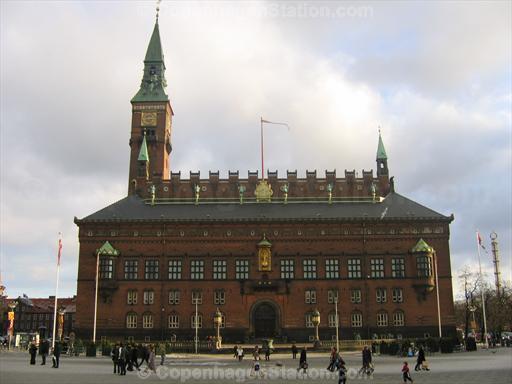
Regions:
[[168, 313, 179, 329], [191, 313, 202, 328], [351, 312, 363, 328], [376, 311, 388, 327], [416, 255, 432, 277], [142, 312, 154, 329], [328, 311, 338, 328], [126, 312, 137, 329], [393, 310, 405, 327]]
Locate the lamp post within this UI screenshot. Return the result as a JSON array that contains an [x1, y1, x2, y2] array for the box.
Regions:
[[312, 309, 321, 348], [213, 308, 222, 350], [93, 249, 100, 345], [469, 305, 477, 336], [433, 250, 442, 338], [334, 297, 339, 352]]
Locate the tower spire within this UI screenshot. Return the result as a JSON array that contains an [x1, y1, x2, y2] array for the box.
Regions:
[[131, 9, 168, 103], [376, 128, 389, 177]]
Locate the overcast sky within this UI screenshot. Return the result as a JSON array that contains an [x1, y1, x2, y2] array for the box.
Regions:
[[1, 1, 510, 300]]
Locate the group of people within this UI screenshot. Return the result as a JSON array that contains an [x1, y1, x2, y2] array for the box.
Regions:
[[233, 344, 272, 362], [28, 339, 62, 368], [110, 342, 165, 375]]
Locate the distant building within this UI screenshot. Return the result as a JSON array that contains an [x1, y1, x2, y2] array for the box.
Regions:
[[74, 17, 456, 343], [3, 296, 76, 339]]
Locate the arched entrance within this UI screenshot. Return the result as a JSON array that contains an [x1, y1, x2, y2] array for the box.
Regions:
[[252, 302, 277, 338]]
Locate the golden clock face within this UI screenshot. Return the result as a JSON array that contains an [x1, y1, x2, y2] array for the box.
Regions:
[[141, 112, 157, 127]]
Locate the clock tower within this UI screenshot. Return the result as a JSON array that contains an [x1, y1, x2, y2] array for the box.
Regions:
[[128, 18, 173, 195]]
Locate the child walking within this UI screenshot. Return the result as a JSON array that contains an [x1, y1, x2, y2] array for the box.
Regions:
[[402, 361, 413, 383]]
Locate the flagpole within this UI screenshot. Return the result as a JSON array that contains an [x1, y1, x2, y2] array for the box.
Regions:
[[194, 301, 198, 354], [93, 249, 100, 344], [51, 234, 62, 350], [260, 117, 264, 180], [335, 297, 339, 353], [476, 231, 489, 349], [434, 251, 442, 338]]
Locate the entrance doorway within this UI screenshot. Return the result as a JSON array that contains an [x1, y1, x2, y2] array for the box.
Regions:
[[253, 302, 277, 338]]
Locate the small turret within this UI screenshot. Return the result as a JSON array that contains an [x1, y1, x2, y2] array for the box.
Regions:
[[376, 131, 388, 177]]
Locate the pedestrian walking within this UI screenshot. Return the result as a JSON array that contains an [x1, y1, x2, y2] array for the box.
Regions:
[[111, 342, 120, 373], [52, 341, 62, 368], [29, 342, 37, 365], [39, 339, 49, 365], [233, 345, 238, 358], [237, 346, 244, 361], [291, 343, 298, 359], [338, 358, 347, 384], [157, 343, 166, 365], [148, 345, 156, 373], [253, 345, 260, 361], [402, 361, 413, 383], [265, 345, 271, 361], [131, 344, 141, 370], [297, 347, 308, 374], [118, 343, 127, 375], [327, 347, 338, 371], [414, 346, 428, 371], [359, 345, 373, 375]]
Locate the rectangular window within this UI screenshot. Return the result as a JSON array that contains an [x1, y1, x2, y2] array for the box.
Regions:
[[305, 289, 316, 304], [417, 256, 432, 277], [213, 260, 227, 280], [393, 311, 405, 326], [370, 258, 385, 278], [325, 259, 339, 279], [392, 288, 403, 303], [127, 290, 138, 305], [348, 258, 361, 279], [168, 314, 179, 329], [144, 260, 159, 280], [168, 290, 180, 305], [280, 259, 294, 279], [192, 290, 203, 305], [168, 260, 182, 280], [143, 290, 154, 305], [391, 258, 405, 278], [305, 313, 314, 328], [191, 314, 202, 329], [376, 288, 387, 303], [214, 290, 225, 305], [124, 260, 138, 280], [99, 258, 114, 279], [350, 289, 362, 304], [328, 313, 338, 328], [303, 259, 317, 279], [327, 289, 339, 304], [235, 259, 249, 280], [190, 260, 204, 280], [351, 313, 363, 328]]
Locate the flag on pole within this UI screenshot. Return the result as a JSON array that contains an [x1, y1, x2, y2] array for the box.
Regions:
[[261, 118, 290, 130], [477, 231, 487, 252], [57, 234, 62, 266]]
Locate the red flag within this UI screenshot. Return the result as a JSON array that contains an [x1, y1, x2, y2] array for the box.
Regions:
[[477, 231, 486, 251], [57, 236, 62, 266]]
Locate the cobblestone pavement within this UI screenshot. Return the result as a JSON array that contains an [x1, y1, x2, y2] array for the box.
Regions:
[[1, 348, 511, 383]]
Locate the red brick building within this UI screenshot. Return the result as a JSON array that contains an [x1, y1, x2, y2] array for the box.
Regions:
[[74, 19, 456, 343]]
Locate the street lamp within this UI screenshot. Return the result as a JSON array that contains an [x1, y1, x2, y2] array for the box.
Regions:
[[311, 309, 321, 348], [7, 301, 17, 349], [213, 308, 223, 350]]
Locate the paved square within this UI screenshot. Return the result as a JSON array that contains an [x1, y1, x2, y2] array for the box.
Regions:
[[1, 348, 511, 383]]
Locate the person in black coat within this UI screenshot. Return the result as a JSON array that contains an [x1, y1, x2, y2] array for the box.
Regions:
[[52, 342, 62, 368], [298, 347, 308, 373], [131, 344, 140, 370], [291, 344, 298, 359], [39, 339, 49, 365], [29, 342, 37, 365], [111, 343, 119, 373], [415, 346, 426, 371]]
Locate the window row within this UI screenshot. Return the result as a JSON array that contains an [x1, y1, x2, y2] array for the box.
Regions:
[[304, 288, 403, 304], [127, 289, 226, 305], [101, 256, 431, 281], [125, 312, 225, 329], [304, 310, 405, 328]]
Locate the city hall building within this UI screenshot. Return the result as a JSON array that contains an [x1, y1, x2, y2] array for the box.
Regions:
[[75, 19, 456, 343]]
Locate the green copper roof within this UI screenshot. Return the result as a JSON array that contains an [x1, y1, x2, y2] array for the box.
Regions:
[[145, 21, 164, 62], [258, 234, 272, 247], [411, 238, 433, 253], [96, 241, 120, 256], [138, 132, 149, 162], [131, 21, 169, 103], [376, 133, 387, 160]]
